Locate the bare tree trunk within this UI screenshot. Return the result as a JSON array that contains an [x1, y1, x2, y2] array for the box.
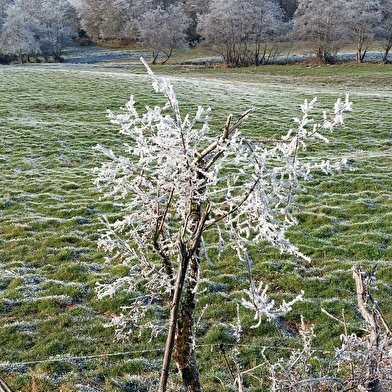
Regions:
[[171, 195, 205, 391], [353, 265, 381, 392], [161, 47, 173, 65], [172, 254, 202, 392], [159, 247, 202, 392], [159, 194, 208, 391], [158, 242, 189, 392], [151, 51, 159, 65], [382, 38, 392, 63]]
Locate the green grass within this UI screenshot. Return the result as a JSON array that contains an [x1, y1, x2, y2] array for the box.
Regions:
[[0, 58, 391, 391]]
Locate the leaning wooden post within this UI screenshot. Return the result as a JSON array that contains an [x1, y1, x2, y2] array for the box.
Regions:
[[0, 377, 13, 392], [352, 265, 381, 392]]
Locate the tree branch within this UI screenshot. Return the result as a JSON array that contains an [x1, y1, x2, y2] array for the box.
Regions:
[[205, 177, 260, 230], [189, 204, 212, 255], [192, 109, 252, 168], [152, 188, 175, 292]]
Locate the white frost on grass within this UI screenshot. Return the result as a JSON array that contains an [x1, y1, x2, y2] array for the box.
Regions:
[[0, 63, 391, 389]]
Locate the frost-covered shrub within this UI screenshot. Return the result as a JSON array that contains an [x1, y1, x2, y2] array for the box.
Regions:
[[94, 58, 352, 391]]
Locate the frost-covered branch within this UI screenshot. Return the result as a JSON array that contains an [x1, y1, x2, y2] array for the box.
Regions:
[[241, 279, 304, 328]]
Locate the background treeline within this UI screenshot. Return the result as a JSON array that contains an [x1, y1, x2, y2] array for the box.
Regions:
[[0, 0, 391, 64], [0, 0, 79, 63]]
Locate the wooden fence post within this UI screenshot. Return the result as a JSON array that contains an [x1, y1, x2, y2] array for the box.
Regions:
[[352, 265, 381, 392], [0, 377, 13, 392]]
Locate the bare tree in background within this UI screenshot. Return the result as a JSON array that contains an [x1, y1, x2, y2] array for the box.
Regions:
[[76, 0, 145, 42], [377, 0, 392, 63], [36, 0, 79, 61], [292, 0, 347, 63], [344, 0, 382, 63], [0, 0, 78, 62], [197, 0, 285, 66], [181, 0, 211, 45], [139, 4, 190, 64], [0, 0, 40, 62]]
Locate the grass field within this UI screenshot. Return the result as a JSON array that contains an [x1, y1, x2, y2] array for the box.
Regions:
[[0, 58, 392, 391]]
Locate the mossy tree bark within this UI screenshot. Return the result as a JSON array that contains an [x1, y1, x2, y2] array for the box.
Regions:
[[172, 253, 202, 392], [158, 201, 208, 392]]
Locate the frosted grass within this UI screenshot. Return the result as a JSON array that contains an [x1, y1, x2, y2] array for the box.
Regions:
[[0, 62, 391, 390]]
